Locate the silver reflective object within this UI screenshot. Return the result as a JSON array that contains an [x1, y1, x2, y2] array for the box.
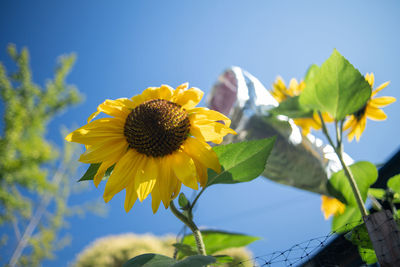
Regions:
[[207, 66, 353, 195]]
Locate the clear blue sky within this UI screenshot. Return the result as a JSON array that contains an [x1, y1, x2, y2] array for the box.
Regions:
[[1, 1, 399, 266]]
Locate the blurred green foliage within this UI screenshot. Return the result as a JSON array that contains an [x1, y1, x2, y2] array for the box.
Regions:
[[73, 233, 254, 267], [0, 44, 82, 266]]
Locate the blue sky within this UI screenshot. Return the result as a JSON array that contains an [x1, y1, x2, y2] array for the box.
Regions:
[[1, 1, 399, 266]]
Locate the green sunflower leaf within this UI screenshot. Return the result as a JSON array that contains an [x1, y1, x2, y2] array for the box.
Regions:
[[299, 49, 372, 120], [123, 253, 176, 267], [327, 161, 378, 206], [78, 163, 114, 182], [368, 188, 385, 200], [172, 243, 197, 257], [387, 174, 400, 193], [304, 64, 320, 84], [344, 222, 377, 264], [123, 253, 216, 267], [358, 247, 377, 265], [173, 255, 216, 267], [345, 223, 373, 249], [177, 230, 260, 259], [207, 137, 275, 186], [269, 96, 314, 118], [78, 163, 100, 182], [332, 205, 362, 233]]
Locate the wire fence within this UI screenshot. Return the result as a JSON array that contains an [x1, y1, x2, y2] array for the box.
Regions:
[[232, 219, 375, 267]]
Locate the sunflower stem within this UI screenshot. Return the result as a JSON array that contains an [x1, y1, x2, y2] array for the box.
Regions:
[[318, 112, 368, 218], [189, 187, 206, 217], [170, 201, 206, 256]]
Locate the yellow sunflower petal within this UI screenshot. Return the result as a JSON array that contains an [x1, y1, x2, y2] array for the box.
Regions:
[[151, 183, 162, 214], [135, 157, 158, 202], [173, 87, 203, 110], [124, 180, 138, 212], [157, 157, 176, 208], [321, 195, 346, 220], [190, 120, 237, 144], [354, 116, 367, 142], [189, 107, 232, 127], [182, 137, 220, 174], [193, 159, 208, 187], [372, 81, 390, 96], [171, 180, 182, 200], [94, 160, 116, 187], [370, 96, 396, 107], [366, 106, 387, 121], [79, 137, 128, 163], [365, 73, 374, 87], [288, 78, 299, 96], [176, 82, 189, 90], [103, 150, 140, 202], [170, 150, 198, 190], [131, 94, 145, 106], [343, 116, 356, 131], [87, 98, 134, 122], [65, 118, 125, 145]]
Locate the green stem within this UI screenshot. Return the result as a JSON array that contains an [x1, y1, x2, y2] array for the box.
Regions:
[[189, 187, 206, 217], [318, 112, 368, 218], [170, 201, 206, 255]]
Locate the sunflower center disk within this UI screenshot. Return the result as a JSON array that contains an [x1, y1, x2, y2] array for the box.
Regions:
[[124, 99, 190, 157]]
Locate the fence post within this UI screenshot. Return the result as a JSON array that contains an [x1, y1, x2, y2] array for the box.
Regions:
[[364, 210, 400, 266]]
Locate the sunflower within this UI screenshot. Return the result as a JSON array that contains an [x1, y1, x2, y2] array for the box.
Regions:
[[271, 76, 333, 135], [66, 84, 236, 213], [320, 195, 346, 220], [344, 73, 396, 142]]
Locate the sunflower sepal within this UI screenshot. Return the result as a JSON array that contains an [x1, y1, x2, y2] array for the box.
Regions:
[[178, 192, 190, 210], [78, 163, 114, 182]]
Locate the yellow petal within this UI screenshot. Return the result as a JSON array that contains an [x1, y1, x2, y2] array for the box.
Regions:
[[372, 81, 390, 96], [140, 87, 161, 102], [321, 196, 346, 220], [79, 137, 128, 163], [151, 183, 162, 213], [182, 137, 221, 174], [176, 83, 189, 90], [170, 150, 198, 190], [65, 118, 124, 145], [157, 157, 175, 207], [94, 160, 116, 187], [124, 180, 138, 212], [190, 120, 236, 144], [343, 116, 356, 131], [370, 96, 396, 107], [131, 94, 145, 106], [87, 98, 134, 122], [193, 159, 208, 187], [173, 87, 203, 110], [189, 107, 232, 127], [366, 106, 387, 121], [354, 116, 367, 142], [103, 150, 141, 202], [365, 73, 374, 87], [135, 157, 157, 202]]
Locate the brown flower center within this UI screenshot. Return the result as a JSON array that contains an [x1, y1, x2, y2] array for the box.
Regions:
[[124, 99, 190, 157]]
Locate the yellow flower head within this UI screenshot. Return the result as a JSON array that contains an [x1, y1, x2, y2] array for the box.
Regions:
[[344, 73, 396, 142], [271, 76, 333, 135], [66, 84, 236, 213], [321, 195, 346, 220]]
